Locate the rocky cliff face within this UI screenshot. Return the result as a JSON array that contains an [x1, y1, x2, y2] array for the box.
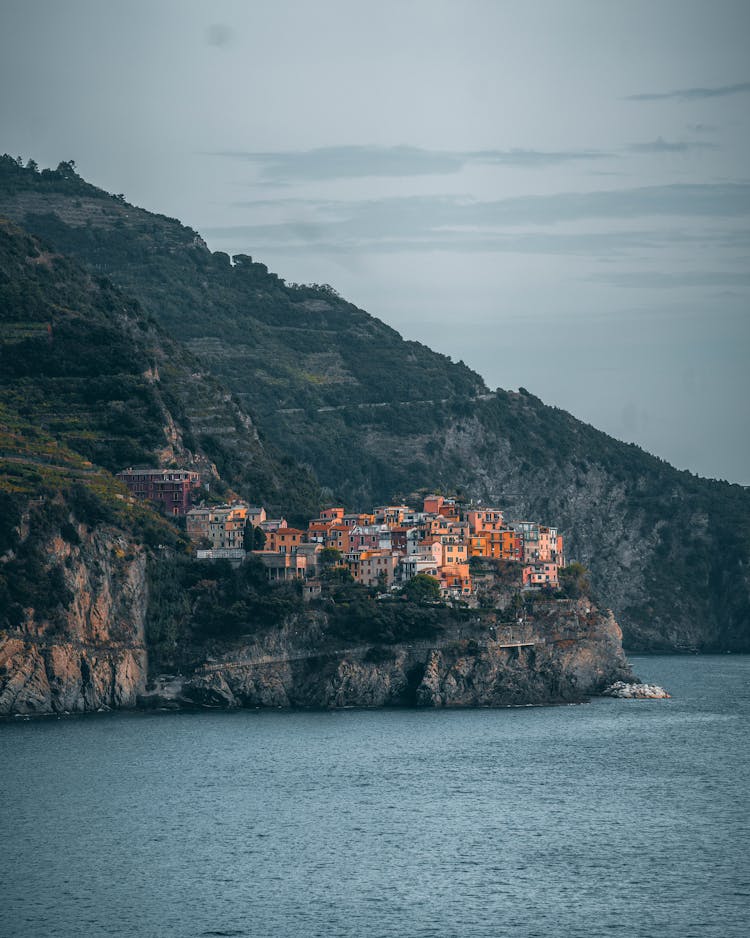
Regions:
[[416, 603, 631, 707], [438, 402, 750, 652], [0, 514, 148, 715], [146, 599, 632, 711], [2, 159, 746, 652]]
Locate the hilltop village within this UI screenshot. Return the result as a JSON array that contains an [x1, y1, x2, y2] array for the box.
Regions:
[[117, 468, 566, 602]]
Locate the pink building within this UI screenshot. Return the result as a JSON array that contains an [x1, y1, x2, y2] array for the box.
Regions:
[[349, 550, 400, 588], [522, 562, 559, 589]]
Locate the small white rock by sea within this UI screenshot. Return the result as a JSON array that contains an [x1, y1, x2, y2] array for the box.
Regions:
[[604, 681, 670, 699]]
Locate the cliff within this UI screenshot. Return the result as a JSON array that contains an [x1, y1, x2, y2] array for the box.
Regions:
[[0, 504, 148, 715], [1, 498, 633, 716], [1, 156, 747, 652], [143, 599, 632, 710]]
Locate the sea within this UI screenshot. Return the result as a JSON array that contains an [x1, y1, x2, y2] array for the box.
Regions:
[[1, 656, 748, 938]]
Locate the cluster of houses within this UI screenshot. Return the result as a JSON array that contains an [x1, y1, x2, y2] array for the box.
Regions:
[[116, 469, 566, 600]]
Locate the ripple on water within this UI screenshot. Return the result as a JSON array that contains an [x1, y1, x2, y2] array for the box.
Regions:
[[0, 656, 748, 938]]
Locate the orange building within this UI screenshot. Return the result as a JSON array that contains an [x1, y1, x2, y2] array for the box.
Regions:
[[466, 509, 504, 534], [342, 513, 375, 528], [307, 520, 331, 543], [423, 494, 443, 515], [437, 537, 468, 566], [320, 507, 345, 522], [468, 533, 489, 558], [423, 495, 459, 519], [439, 562, 472, 596], [325, 524, 352, 553], [426, 516, 453, 539], [500, 529, 523, 561], [467, 528, 522, 561], [265, 527, 305, 553]]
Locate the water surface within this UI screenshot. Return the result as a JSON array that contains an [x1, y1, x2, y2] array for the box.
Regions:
[[1, 656, 748, 937]]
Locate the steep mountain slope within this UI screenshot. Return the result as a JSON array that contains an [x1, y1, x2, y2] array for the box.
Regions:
[[1, 156, 748, 651], [0, 215, 635, 718], [0, 214, 319, 517], [0, 217, 318, 713]]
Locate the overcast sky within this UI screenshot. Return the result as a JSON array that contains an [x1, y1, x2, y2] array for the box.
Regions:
[[2, 0, 748, 484]]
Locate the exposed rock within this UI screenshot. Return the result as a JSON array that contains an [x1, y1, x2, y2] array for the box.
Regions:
[[3, 162, 748, 654], [414, 602, 633, 707], [0, 521, 148, 716], [173, 598, 634, 710], [180, 670, 238, 708], [137, 674, 191, 710], [604, 681, 670, 699]]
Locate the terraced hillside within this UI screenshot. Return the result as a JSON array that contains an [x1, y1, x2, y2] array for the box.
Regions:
[[0, 215, 320, 518], [1, 156, 749, 652]]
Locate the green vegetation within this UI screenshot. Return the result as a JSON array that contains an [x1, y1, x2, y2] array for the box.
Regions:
[[0, 475, 185, 632], [1, 155, 749, 650], [557, 562, 591, 600], [0, 156, 480, 507], [401, 573, 441, 603], [0, 187, 321, 519], [315, 579, 467, 645], [144, 553, 466, 670], [243, 525, 266, 551], [146, 553, 304, 663], [0, 495, 72, 629]]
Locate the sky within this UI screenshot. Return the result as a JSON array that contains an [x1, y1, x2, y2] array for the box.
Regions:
[[1, 0, 749, 484]]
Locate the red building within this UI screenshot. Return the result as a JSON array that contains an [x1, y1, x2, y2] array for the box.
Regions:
[[116, 468, 200, 516]]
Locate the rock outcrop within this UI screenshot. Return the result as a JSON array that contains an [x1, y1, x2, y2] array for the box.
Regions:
[[604, 681, 670, 699], [150, 599, 633, 711], [2, 157, 748, 653], [0, 518, 148, 715]]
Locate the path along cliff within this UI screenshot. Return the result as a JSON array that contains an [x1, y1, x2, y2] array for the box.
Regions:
[[142, 599, 633, 712], [1, 510, 633, 716]]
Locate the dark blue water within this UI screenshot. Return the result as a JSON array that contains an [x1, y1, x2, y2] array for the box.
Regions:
[[1, 656, 748, 938]]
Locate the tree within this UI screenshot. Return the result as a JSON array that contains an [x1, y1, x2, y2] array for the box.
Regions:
[[558, 562, 590, 599], [56, 160, 77, 178], [402, 573, 441, 604], [321, 564, 353, 585], [320, 547, 342, 567], [243, 525, 266, 551]]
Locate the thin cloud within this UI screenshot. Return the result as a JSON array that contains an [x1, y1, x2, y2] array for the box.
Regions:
[[203, 183, 750, 254], [470, 148, 612, 168], [686, 123, 718, 134], [628, 137, 720, 153], [627, 80, 750, 101], [589, 270, 750, 289], [203, 226, 750, 258], [211, 144, 612, 181], [222, 181, 750, 228]]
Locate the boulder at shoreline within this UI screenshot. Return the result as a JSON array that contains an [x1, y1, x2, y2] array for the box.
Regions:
[[604, 681, 670, 699]]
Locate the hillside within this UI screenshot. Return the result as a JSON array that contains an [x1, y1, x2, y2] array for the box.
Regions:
[[0, 217, 318, 714], [1, 155, 749, 652], [0, 213, 320, 518]]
